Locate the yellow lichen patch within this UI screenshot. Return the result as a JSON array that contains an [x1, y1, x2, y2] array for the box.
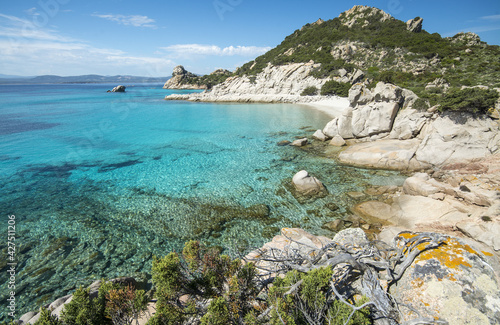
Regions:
[[482, 250, 494, 257], [411, 278, 425, 289], [416, 237, 477, 270]]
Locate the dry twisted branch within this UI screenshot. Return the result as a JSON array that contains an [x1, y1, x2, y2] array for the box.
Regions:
[[245, 230, 448, 325]]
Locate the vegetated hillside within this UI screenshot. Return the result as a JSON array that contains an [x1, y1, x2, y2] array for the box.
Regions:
[[236, 6, 500, 102]]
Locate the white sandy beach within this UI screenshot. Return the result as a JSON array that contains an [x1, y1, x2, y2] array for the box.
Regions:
[[301, 97, 350, 118]]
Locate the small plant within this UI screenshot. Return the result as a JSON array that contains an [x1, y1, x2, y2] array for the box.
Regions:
[[438, 87, 499, 114], [34, 307, 63, 325], [268, 267, 372, 325], [106, 284, 148, 325], [149, 241, 259, 325], [320, 80, 351, 96], [301, 86, 318, 96]]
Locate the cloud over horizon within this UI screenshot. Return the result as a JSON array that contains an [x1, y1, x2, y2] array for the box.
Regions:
[[0, 13, 172, 76], [161, 44, 271, 57], [92, 13, 157, 28]]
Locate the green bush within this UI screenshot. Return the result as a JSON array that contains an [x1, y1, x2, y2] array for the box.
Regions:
[[320, 80, 351, 96], [268, 267, 372, 325], [106, 285, 148, 325], [301, 86, 318, 96], [438, 87, 499, 114], [149, 241, 259, 325], [34, 307, 63, 325], [60, 286, 109, 325], [60, 280, 146, 325], [200, 297, 229, 325]]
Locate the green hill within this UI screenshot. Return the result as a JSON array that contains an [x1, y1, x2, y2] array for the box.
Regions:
[[237, 6, 500, 90]]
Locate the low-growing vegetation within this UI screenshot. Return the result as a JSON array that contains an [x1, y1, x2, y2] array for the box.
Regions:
[[181, 71, 232, 90], [320, 80, 351, 96], [300, 86, 318, 96], [438, 87, 499, 114]]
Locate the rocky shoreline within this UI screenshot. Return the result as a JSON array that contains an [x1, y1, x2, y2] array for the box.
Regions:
[[20, 52, 500, 324], [162, 60, 500, 322]]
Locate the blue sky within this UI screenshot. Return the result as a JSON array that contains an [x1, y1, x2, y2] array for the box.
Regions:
[[0, 0, 499, 77]]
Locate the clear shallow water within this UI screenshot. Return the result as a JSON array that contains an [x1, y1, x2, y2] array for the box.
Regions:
[[0, 83, 404, 319]]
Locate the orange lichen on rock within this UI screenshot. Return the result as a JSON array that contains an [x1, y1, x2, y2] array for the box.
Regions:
[[416, 237, 477, 269]]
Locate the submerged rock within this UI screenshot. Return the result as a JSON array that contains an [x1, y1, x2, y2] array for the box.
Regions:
[[290, 170, 329, 204], [292, 170, 327, 195], [290, 138, 308, 147]]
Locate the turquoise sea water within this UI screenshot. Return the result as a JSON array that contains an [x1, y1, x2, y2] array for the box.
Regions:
[[0, 83, 404, 319]]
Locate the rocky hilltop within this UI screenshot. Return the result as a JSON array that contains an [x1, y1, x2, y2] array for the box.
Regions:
[[163, 65, 206, 89], [166, 5, 499, 102], [163, 65, 232, 90]]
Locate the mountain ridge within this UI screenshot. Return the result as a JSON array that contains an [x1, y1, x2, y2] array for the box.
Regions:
[[0, 74, 171, 84]]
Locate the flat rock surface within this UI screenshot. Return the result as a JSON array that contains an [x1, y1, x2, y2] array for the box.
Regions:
[[338, 139, 421, 170]]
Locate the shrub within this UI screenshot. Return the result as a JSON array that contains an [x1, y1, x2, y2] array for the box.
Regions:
[[439, 87, 499, 114], [268, 267, 372, 325], [301, 86, 318, 96], [34, 307, 63, 325], [200, 297, 229, 325], [60, 280, 146, 325], [320, 80, 351, 96], [149, 241, 259, 325], [60, 286, 110, 325], [106, 284, 148, 325]]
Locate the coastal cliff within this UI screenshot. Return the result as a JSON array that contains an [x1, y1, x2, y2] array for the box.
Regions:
[[18, 5, 500, 325]]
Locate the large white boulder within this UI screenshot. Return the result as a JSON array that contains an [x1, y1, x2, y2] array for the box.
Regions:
[[415, 113, 500, 166], [292, 170, 326, 195]]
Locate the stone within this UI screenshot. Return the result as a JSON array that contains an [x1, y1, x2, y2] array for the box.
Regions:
[[325, 202, 339, 211], [322, 219, 344, 232], [172, 65, 187, 76], [291, 138, 308, 147], [340, 82, 405, 139], [111, 85, 126, 92], [329, 135, 346, 147], [246, 228, 333, 271], [163, 65, 204, 89], [312, 129, 328, 141], [277, 140, 291, 146], [339, 139, 422, 170], [406, 17, 423, 33], [351, 201, 394, 225], [347, 191, 366, 199], [48, 294, 72, 311], [425, 77, 450, 91], [389, 108, 429, 140], [390, 233, 500, 324], [390, 195, 469, 229], [19, 312, 36, 323], [456, 221, 500, 251], [332, 228, 368, 247], [292, 170, 327, 196], [402, 173, 441, 197], [415, 113, 500, 167], [323, 118, 340, 138]]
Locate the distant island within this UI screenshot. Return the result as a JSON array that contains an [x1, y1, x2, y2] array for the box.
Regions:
[[0, 74, 171, 85]]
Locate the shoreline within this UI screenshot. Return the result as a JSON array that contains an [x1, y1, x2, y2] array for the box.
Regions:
[[300, 97, 350, 118], [165, 92, 350, 118]]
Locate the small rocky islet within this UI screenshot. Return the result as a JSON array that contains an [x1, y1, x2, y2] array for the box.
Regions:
[[19, 5, 500, 325]]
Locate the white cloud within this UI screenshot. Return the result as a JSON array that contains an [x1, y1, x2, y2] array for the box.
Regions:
[[480, 15, 500, 21], [161, 44, 271, 57], [0, 14, 173, 76], [92, 13, 156, 28], [0, 13, 76, 42]]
